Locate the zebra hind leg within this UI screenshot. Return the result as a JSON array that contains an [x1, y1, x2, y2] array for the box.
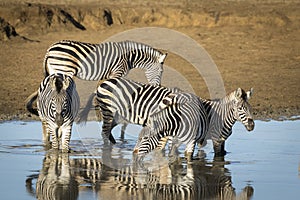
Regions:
[[184, 141, 196, 162], [101, 115, 116, 145]]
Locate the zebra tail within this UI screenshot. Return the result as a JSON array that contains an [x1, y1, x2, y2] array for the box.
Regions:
[[76, 92, 96, 124], [25, 91, 39, 116]]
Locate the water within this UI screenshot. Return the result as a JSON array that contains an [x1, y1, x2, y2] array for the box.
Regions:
[[0, 120, 299, 200]]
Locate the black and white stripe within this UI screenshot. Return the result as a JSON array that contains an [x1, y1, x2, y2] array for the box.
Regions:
[[133, 92, 208, 161], [135, 88, 255, 158], [79, 77, 180, 144], [26, 40, 166, 118], [32, 73, 80, 152], [44, 40, 166, 85], [201, 88, 254, 156]]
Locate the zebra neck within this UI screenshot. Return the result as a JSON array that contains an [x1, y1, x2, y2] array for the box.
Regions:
[[120, 41, 155, 70], [203, 98, 237, 141]]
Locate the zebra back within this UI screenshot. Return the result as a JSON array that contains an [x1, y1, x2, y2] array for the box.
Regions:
[[44, 40, 166, 85]]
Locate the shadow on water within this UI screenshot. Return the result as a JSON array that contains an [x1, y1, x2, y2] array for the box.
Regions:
[[24, 147, 253, 200]]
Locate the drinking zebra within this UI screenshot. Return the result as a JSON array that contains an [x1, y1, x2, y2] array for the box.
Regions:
[[78, 77, 181, 144], [26, 73, 80, 152], [26, 40, 167, 117], [133, 92, 208, 162], [134, 88, 254, 159]]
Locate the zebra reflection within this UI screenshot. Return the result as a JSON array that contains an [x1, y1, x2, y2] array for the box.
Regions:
[[26, 152, 78, 200], [26, 151, 253, 200]]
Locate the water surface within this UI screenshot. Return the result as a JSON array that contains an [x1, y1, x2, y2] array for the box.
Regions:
[[0, 120, 299, 200]]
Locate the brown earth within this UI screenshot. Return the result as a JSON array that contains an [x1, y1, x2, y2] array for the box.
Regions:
[[0, 0, 299, 121]]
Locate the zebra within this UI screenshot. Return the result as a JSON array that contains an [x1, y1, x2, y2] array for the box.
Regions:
[[26, 40, 167, 118], [78, 77, 181, 144], [134, 88, 255, 158], [133, 92, 208, 162], [26, 73, 80, 152], [200, 87, 254, 156], [26, 152, 79, 200]]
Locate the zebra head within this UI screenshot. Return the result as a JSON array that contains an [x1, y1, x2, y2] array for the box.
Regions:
[[144, 51, 167, 86], [133, 126, 160, 160], [49, 74, 77, 126], [233, 88, 254, 131]]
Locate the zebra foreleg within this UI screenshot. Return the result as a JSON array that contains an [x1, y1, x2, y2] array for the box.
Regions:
[[50, 127, 59, 150], [120, 123, 128, 140], [41, 120, 51, 148], [168, 138, 181, 164], [61, 125, 72, 153], [213, 141, 226, 157], [184, 141, 196, 162]]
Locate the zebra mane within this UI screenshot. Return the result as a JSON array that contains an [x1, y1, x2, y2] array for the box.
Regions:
[[119, 40, 164, 57], [54, 75, 64, 93]]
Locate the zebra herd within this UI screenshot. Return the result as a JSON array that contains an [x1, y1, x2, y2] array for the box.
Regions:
[[25, 39, 255, 159]]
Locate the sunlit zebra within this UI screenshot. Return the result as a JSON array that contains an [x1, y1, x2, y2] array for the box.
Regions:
[[26, 74, 79, 152], [26, 40, 166, 118], [201, 87, 254, 156], [78, 77, 181, 144], [44, 40, 166, 84], [134, 88, 254, 158], [133, 92, 208, 162]]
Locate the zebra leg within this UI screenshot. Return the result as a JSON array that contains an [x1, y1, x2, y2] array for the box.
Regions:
[[184, 141, 196, 162], [61, 125, 72, 153], [101, 115, 116, 145], [120, 123, 128, 140], [168, 138, 181, 163], [41, 120, 51, 148], [213, 141, 226, 156], [50, 127, 59, 150]]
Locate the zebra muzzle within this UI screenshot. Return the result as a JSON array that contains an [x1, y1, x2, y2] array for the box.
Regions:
[[55, 113, 64, 127], [246, 119, 255, 131], [133, 148, 139, 154]]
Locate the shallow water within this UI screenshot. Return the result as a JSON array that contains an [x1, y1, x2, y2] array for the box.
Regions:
[[0, 120, 299, 200]]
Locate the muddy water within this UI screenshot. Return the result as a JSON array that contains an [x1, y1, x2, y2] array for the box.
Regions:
[[0, 120, 299, 200]]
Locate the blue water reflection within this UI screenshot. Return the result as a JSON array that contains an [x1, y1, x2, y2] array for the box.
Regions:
[[0, 120, 299, 200]]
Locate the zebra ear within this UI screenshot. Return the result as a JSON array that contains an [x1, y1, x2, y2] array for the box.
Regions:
[[235, 88, 243, 99], [158, 53, 167, 64], [246, 88, 254, 100], [62, 77, 71, 90]]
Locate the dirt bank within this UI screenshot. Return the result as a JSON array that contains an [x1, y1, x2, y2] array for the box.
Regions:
[[0, 0, 299, 121]]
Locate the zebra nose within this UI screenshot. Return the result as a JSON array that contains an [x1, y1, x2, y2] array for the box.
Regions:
[[55, 113, 64, 127], [133, 148, 139, 154], [247, 119, 255, 131]]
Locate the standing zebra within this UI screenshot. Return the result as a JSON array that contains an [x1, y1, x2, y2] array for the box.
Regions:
[[134, 88, 254, 159], [133, 92, 208, 162], [26, 73, 80, 152], [201, 87, 254, 156], [78, 77, 181, 144], [44, 40, 166, 84], [26, 40, 166, 117]]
